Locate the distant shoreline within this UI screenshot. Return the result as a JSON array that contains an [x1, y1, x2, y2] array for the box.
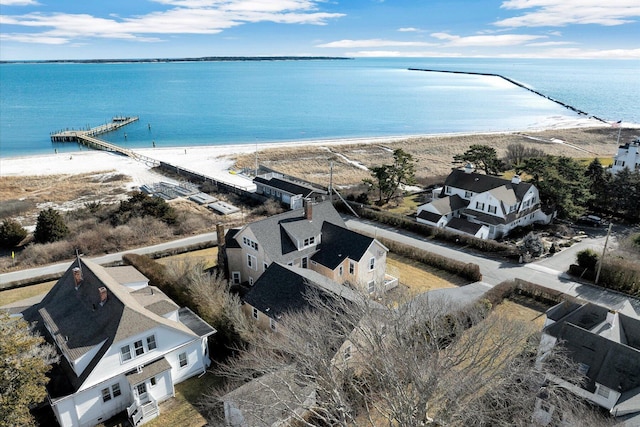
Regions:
[[0, 56, 353, 65]]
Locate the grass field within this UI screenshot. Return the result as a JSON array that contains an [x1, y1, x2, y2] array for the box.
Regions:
[[0, 280, 55, 307]]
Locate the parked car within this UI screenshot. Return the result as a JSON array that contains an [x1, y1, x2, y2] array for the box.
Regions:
[[576, 215, 605, 227]]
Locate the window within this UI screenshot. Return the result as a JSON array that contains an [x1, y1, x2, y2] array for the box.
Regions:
[[367, 281, 375, 294], [247, 254, 256, 270], [465, 191, 472, 198], [369, 257, 375, 270], [338, 265, 343, 276], [349, 261, 355, 275], [101, 387, 112, 402], [445, 186, 451, 194], [488, 205, 497, 214], [136, 383, 146, 396], [242, 236, 259, 250], [134, 340, 144, 356], [150, 377, 156, 387], [577, 363, 589, 375], [597, 385, 610, 398], [475, 202, 485, 210], [232, 271, 241, 284], [509, 204, 517, 213], [179, 352, 188, 368], [344, 345, 352, 360], [302, 257, 308, 269], [270, 318, 277, 331], [252, 307, 259, 319], [112, 383, 121, 398], [120, 345, 132, 362], [146, 335, 157, 351]]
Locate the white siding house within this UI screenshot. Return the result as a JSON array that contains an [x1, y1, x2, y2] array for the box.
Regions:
[[612, 139, 640, 173], [24, 258, 215, 427]]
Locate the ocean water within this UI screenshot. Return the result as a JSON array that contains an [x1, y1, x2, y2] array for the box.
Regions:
[[0, 58, 638, 158]]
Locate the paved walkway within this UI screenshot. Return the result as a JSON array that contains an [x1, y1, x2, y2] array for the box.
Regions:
[[345, 217, 640, 317]]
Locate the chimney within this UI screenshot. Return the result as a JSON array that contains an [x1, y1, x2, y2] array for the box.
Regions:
[[463, 163, 475, 174], [606, 310, 617, 328], [511, 174, 521, 185], [304, 198, 313, 220], [98, 287, 108, 306], [72, 267, 83, 290]]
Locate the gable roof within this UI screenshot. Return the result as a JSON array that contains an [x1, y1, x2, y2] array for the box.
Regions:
[[417, 210, 444, 224], [429, 194, 468, 215], [243, 264, 368, 320], [235, 200, 345, 263], [311, 221, 381, 270], [254, 176, 326, 197], [445, 169, 533, 200], [24, 258, 198, 396], [446, 217, 486, 235]]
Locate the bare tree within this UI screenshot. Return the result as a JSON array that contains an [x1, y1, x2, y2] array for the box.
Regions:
[[203, 289, 612, 426]]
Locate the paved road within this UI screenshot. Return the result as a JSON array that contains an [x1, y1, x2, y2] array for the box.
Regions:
[[0, 232, 217, 286], [344, 217, 640, 316]]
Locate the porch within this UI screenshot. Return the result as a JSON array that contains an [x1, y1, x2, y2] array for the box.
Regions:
[[127, 396, 159, 426]]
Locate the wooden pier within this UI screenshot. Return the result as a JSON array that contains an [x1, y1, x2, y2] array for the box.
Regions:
[[50, 116, 158, 166], [50, 116, 139, 142]]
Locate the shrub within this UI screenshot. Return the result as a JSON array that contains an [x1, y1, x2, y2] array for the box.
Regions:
[[20, 240, 74, 266], [0, 219, 28, 248], [520, 232, 544, 258], [110, 191, 177, 226], [34, 208, 69, 244], [576, 249, 599, 270]]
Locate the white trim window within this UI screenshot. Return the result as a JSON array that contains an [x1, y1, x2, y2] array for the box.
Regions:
[[120, 345, 132, 362], [369, 257, 375, 271], [252, 307, 259, 320], [476, 202, 485, 211], [242, 236, 259, 251], [101, 383, 121, 403], [367, 281, 375, 294], [349, 261, 355, 275], [232, 271, 241, 284], [178, 352, 188, 368], [146, 335, 157, 351], [150, 377, 157, 387], [247, 254, 257, 270], [488, 205, 497, 214]]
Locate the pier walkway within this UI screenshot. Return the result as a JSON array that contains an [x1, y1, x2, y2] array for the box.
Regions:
[[50, 116, 159, 167]]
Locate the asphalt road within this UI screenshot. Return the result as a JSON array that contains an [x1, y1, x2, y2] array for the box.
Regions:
[[344, 217, 640, 316], [0, 232, 217, 287]]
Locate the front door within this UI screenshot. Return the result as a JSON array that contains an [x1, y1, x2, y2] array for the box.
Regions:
[[135, 382, 148, 403]]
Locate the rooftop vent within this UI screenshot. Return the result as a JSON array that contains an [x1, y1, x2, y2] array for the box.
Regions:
[[511, 174, 521, 185]]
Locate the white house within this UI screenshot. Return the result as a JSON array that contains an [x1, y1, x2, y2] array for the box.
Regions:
[[417, 166, 552, 239], [221, 199, 395, 295], [612, 138, 640, 174], [24, 258, 216, 427], [535, 301, 640, 425]]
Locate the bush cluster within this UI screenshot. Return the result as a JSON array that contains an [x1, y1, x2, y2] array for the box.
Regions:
[[483, 278, 576, 309], [374, 235, 482, 282], [599, 258, 640, 297]]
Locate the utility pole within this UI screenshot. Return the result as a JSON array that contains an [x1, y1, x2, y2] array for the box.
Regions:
[[329, 161, 333, 198], [595, 222, 613, 285]]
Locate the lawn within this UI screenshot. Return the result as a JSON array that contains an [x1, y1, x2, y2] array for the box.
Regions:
[[156, 247, 218, 270], [0, 280, 55, 307]]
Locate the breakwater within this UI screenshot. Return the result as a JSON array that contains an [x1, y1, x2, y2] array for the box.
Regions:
[[408, 68, 609, 124]]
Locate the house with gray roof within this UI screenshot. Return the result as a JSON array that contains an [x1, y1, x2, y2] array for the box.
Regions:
[[254, 172, 327, 209], [536, 301, 640, 425], [222, 200, 395, 295], [417, 165, 552, 239], [23, 258, 215, 427]]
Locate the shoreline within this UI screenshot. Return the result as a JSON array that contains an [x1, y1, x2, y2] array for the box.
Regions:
[[1, 121, 638, 189]]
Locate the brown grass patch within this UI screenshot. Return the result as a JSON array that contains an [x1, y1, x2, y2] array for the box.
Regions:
[[233, 127, 626, 187], [156, 247, 219, 270], [386, 253, 467, 298], [0, 280, 55, 307]]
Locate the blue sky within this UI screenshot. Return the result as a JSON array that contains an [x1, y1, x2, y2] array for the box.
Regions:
[[1, 0, 639, 60]]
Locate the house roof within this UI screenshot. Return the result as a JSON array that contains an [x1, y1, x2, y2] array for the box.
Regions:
[[105, 266, 149, 286], [126, 357, 172, 386], [311, 221, 381, 270], [543, 303, 640, 395], [254, 176, 326, 197], [446, 217, 486, 235], [444, 169, 533, 200], [243, 264, 367, 320], [234, 200, 345, 264], [429, 194, 468, 215], [24, 258, 201, 396], [417, 210, 443, 224], [221, 366, 316, 427]]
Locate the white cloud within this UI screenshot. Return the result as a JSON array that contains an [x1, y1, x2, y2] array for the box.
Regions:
[[0, 0, 39, 5], [496, 0, 640, 27], [0, 0, 344, 44], [317, 39, 435, 48], [397, 27, 422, 32], [526, 41, 574, 46], [431, 32, 546, 46]]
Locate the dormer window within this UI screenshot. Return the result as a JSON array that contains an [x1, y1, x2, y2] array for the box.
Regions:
[[120, 335, 157, 364], [242, 237, 259, 251], [120, 345, 132, 362], [303, 236, 316, 247]]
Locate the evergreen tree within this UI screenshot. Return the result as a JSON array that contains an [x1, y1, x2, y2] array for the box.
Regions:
[[0, 219, 28, 248], [453, 144, 503, 175], [0, 312, 58, 427], [34, 208, 69, 244], [364, 149, 416, 205]]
